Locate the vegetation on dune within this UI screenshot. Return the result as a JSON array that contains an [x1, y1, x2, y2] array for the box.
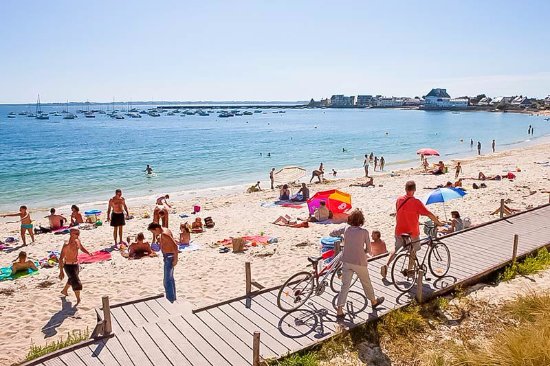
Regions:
[[498, 247, 550, 282], [25, 328, 90, 362]]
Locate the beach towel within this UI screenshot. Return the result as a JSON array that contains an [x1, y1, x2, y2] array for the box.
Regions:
[[77, 250, 112, 264], [178, 242, 201, 252], [52, 226, 71, 235], [218, 235, 275, 247], [280, 203, 305, 209], [0, 266, 39, 281]]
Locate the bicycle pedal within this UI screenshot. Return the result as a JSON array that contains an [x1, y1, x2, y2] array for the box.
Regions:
[[425, 277, 432, 281]]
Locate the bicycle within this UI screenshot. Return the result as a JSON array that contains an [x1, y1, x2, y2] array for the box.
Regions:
[[390, 225, 451, 292], [276, 245, 359, 312]]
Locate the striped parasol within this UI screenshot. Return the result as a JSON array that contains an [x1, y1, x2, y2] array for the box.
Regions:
[[273, 166, 306, 184]]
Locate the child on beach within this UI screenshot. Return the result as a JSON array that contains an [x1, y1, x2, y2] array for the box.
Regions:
[[1, 206, 35, 245], [11, 251, 38, 274], [180, 223, 191, 245], [59, 228, 90, 306], [455, 162, 462, 179], [370, 230, 387, 256]]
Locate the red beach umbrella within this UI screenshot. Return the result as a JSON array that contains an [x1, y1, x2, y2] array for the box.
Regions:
[[416, 148, 440, 156], [307, 189, 352, 215]]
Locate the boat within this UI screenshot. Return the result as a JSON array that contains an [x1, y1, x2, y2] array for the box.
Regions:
[[218, 112, 234, 118], [18, 111, 27, 116], [167, 112, 175, 116], [115, 114, 125, 119], [254, 110, 262, 113], [198, 110, 209, 116], [128, 113, 141, 118], [35, 94, 49, 119], [148, 111, 161, 117], [84, 112, 95, 118], [63, 113, 76, 119], [8, 113, 16, 118], [243, 111, 253, 115]]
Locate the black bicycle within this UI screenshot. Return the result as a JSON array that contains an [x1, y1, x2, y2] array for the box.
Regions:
[[391, 226, 451, 292]]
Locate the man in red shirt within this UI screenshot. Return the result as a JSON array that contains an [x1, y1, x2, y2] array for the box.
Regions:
[[381, 180, 442, 279]]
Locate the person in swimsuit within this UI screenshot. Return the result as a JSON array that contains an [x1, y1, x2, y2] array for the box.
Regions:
[[11, 251, 38, 274], [45, 208, 67, 230], [291, 183, 309, 202], [154, 194, 171, 228], [380, 156, 385, 171], [145, 165, 153, 174], [270, 168, 275, 190], [106, 189, 129, 245], [279, 184, 291, 200], [59, 228, 90, 306], [128, 233, 154, 258], [70, 205, 84, 226], [363, 154, 369, 177], [179, 223, 191, 245], [374, 156, 379, 171], [148, 223, 179, 302], [1, 206, 35, 245]]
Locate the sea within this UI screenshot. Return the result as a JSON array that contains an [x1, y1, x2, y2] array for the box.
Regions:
[[0, 104, 548, 212]]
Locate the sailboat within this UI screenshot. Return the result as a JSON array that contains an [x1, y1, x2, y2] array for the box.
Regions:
[[63, 100, 76, 119], [35, 94, 49, 120]]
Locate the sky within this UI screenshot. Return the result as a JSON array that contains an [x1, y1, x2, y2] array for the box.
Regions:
[[1, 0, 549, 103]]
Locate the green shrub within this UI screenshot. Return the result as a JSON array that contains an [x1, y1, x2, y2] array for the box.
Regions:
[[26, 328, 89, 362]]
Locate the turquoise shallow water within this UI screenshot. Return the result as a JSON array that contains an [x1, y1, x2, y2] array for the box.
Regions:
[[0, 104, 548, 211]]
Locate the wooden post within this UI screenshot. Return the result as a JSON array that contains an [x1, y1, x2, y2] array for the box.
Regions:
[[252, 331, 261, 366], [245, 262, 252, 296], [499, 199, 505, 218], [416, 270, 424, 303], [102, 296, 112, 335], [512, 234, 519, 265]]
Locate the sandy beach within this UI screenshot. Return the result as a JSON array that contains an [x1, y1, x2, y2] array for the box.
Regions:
[[1, 140, 549, 365]]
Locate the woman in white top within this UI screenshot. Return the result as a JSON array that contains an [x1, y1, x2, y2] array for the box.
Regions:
[[330, 209, 384, 320]]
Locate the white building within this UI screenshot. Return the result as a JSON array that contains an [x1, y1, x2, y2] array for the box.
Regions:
[[422, 88, 469, 110], [374, 97, 405, 107]]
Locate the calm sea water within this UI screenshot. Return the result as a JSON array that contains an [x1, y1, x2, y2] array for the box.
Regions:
[[0, 104, 548, 212]]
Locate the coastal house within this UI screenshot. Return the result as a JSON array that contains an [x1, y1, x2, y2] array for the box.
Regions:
[[422, 88, 469, 110], [544, 96, 550, 107], [356, 95, 374, 107], [491, 96, 513, 107], [403, 97, 422, 106], [373, 97, 405, 108], [477, 97, 492, 106], [511, 96, 532, 108], [329, 95, 354, 108]]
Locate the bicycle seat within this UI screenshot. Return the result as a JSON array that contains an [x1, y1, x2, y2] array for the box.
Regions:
[[308, 255, 323, 264], [400, 233, 411, 241]]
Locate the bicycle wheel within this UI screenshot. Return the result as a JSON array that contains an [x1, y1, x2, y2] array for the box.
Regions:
[[329, 263, 359, 293], [428, 242, 451, 278], [391, 252, 417, 292], [277, 271, 315, 312]]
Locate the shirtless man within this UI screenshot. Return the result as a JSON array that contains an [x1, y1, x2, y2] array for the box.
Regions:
[[148, 223, 179, 302], [106, 189, 129, 244], [11, 251, 38, 274], [154, 194, 171, 228], [128, 233, 154, 258], [363, 154, 369, 177], [45, 208, 67, 230], [145, 164, 153, 174], [1, 206, 35, 245], [70, 205, 84, 226], [59, 228, 90, 305], [310, 169, 323, 183]]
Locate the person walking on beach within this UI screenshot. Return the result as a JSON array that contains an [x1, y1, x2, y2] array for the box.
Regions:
[[374, 156, 379, 171], [455, 162, 462, 179], [107, 189, 129, 244], [470, 139, 474, 149], [492, 139, 496, 153], [1, 206, 35, 246], [331, 209, 385, 319], [363, 154, 369, 177], [380, 156, 385, 171], [477, 141, 481, 155], [59, 228, 90, 306], [148, 223, 179, 302], [369, 152, 374, 163], [380, 181, 442, 279], [270, 168, 275, 190]]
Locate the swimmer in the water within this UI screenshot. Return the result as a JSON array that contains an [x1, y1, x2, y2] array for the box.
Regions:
[[145, 165, 153, 174], [267, 153, 271, 157]]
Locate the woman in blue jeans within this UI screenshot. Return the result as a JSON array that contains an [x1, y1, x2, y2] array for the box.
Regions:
[[148, 223, 179, 302]]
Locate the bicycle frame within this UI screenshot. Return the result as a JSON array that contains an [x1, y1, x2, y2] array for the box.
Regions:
[[311, 251, 343, 288]]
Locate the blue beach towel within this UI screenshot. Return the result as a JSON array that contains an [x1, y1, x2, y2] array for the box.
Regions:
[[0, 265, 39, 281]]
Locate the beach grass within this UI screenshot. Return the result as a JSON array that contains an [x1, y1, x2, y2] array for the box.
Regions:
[[25, 328, 90, 362], [269, 352, 318, 366], [498, 247, 550, 282]]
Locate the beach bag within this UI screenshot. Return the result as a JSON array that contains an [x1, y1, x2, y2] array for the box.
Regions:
[[232, 237, 245, 253], [463, 217, 472, 228]]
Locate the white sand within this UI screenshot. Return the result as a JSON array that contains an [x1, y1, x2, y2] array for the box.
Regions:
[[1, 140, 549, 365]]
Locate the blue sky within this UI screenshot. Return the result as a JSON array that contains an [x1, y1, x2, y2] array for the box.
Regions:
[[1, 0, 549, 103]]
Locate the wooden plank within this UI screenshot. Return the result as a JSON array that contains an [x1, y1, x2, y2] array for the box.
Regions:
[[110, 307, 137, 332], [104, 336, 134, 366], [73, 345, 108, 366], [182, 312, 251, 366], [87, 340, 120, 365], [43, 358, 68, 366], [207, 306, 279, 358], [122, 304, 148, 327], [134, 301, 160, 323], [129, 327, 171, 365], [142, 324, 192, 366], [156, 297, 193, 316], [168, 316, 232, 366], [196, 309, 254, 358], [143, 298, 170, 317], [57, 352, 85, 366], [116, 331, 154, 366], [154, 320, 211, 366]]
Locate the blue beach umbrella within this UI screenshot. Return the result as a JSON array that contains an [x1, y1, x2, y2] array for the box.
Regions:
[[424, 187, 466, 219]]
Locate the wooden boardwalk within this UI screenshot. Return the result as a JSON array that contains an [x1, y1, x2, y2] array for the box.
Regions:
[[25, 204, 550, 366]]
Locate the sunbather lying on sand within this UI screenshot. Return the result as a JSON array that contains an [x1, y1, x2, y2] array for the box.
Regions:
[[478, 172, 502, 181], [11, 251, 37, 273], [273, 215, 309, 228], [350, 177, 374, 187]]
